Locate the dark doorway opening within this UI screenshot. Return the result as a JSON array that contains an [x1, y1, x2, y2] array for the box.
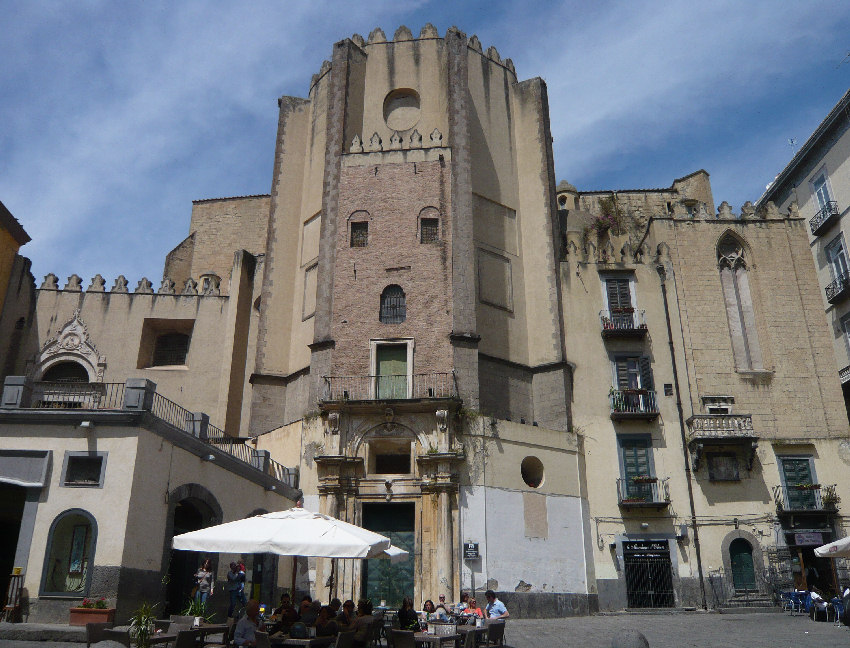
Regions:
[[166, 500, 205, 615], [730, 538, 757, 592], [623, 540, 674, 608], [361, 502, 415, 608], [0, 483, 26, 602]]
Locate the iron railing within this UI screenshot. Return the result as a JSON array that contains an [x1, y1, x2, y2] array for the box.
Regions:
[[773, 483, 839, 512], [686, 414, 755, 441], [322, 372, 457, 401], [616, 477, 670, 506], [599, 309, 647, 334], [826, 271, 850, 303], [150, 392, 193, 433], [31, 382, 125, 410], [610, 389, 659, 418], [809, 201, 839, 235], [206, 424, 255, 464], [268, 458, 299, 489]]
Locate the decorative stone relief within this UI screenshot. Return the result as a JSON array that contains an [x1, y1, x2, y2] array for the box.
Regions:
[[87, 274, 106, 292], [367, 27, 386, 44], [368, 132, 383, 152], [389, 131, 402, 150], [409, 129, 422, 148], [468, 35, 482, 51], [394, 25, 413, 41], [135, 278, 153, 294], [717, 201, 734, 219], [697, 203, 709, 218], [41, 273, 58, 290], [111, 275, 129, 292], [159, 278, 176, 294], [327, 411, 340, 435], [183, 278, 198, 295], [429, 128, 443, 146], [420, 23, 439, 38], [436, 409, 448, 433], [65, 275, 83, 291], [350, 134, 363, 153], [34, 309, 106, 381], [201, 274, 221, 296]]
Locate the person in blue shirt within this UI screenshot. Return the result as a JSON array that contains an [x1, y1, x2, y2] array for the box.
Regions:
[[484, 590, 509, 619]]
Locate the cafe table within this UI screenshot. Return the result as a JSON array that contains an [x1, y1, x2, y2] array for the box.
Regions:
[[269, 635, 335, 648], [414, 632, 461, 648]]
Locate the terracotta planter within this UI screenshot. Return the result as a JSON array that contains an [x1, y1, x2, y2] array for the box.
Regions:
[[69, 607, 116, 626]]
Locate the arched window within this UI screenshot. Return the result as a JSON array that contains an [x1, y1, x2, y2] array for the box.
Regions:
[[42, 361, 89, 383], [717, 233, 762, 370], [379, 285, 406, 324], [152, 333, 190, 366], [40, 509, 97, 596]]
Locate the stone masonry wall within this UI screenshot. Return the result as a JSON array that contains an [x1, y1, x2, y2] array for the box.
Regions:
[[331, 157, 453, 377]]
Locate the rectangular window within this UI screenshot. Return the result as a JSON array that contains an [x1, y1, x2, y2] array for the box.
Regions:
[[614, 356, 654, 391], [707, 453, 740, 481], [62, 452, 107, 488], [825, 235, 849, 281], [620, 437, 653, 501], [420, 218, 439, 243], [779, 456, 816, 509], [374, 454, 411, 474], [812, 171, 832, 211], [350, 221, 368, 247], [605, 275, 635, 327], [137, 318, 194, 369]]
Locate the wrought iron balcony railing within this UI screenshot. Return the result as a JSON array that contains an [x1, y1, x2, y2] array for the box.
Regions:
[[616, 477, 670, 507], [809, 201, 839, 236], [610, 389, 659, 420], [31, 381, 125, 410], [773, 484, 839, 513], [686, 414, 755, 441], [321, 372, 457, 402], [600, 309, 648, 338], [826, 271, 850, 303]]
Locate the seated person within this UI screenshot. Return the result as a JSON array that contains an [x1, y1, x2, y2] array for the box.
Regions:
[[330, 598, 342, 616], [397, 597, 420, 631], [315, 606, 339, 636], [349, 599, 375, 648], [454, 592, 469, 614], [234, 600, 265, 647], [423, 600, 448, 622], [810, 588, 829, 620], [268, 593, 299, 634], [484, 590, 509, 619], [300, 600, 321, 626], [337, 599, 356, 627], [465, 598, 484, 618]]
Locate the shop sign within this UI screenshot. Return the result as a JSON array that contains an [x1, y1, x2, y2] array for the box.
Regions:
[[794, 532, 823, 546], [463, 542, 480, 559]]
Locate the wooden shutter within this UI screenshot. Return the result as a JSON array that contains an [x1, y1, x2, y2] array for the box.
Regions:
[[615, 358, 631, 390], [621, 438, 651, 499], [639, 357, 654, 391], [781, 458, 815, 509], [606, 277, 632, 310]]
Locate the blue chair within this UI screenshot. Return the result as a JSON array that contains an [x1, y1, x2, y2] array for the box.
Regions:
[[830, 598, 844, 625]]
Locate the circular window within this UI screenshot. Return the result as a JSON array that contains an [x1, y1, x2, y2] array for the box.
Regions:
[[383, 89, 421, 131], [521, 456, 544, 488]]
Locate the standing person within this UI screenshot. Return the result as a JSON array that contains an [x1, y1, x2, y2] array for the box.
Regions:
[[234, 599, 265, 647], [237, 562, 248, 608], [194, 559, 214, 606], [227, 562, 243, 618], [483, 590, 509, 619]]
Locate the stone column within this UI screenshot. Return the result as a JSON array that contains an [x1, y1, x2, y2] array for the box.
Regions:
[[437, 487, 455, 601]]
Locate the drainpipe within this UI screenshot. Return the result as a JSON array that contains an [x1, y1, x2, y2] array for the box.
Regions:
[[657, 263, 708, 610]]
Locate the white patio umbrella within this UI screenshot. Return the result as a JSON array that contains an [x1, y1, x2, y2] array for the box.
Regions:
[[814, 536, 850, 558]]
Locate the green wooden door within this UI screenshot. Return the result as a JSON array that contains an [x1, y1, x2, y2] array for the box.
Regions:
[[376, 345, 407, 399], [730, 538, 757, 591], [362, 503, 415, 608], [781, 458, 816, 509], [621, 438, 652, 501]]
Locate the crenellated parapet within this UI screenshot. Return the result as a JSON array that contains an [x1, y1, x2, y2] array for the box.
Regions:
[[38, 272, 227, 298]]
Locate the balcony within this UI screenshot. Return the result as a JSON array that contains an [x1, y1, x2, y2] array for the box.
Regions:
[[610, 389, 659, 421], [600, 309, 648, 339], [809, 201, 840, 236], [321, 372, 457, 402], [825, 271, 850, 304], [3, 377, 298, 490], [773, 484, 839, 515], [686, 414, 758, 470], [616, 477, 670, 509]]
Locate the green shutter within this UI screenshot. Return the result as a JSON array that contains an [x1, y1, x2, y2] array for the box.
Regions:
[[376, 346, 407, 399], [615, 359, 631, 390], [622, 438, 652, 500], [606, 277, 632, 310], [639, 357, 654, 391], [781, 458, 815, 509]]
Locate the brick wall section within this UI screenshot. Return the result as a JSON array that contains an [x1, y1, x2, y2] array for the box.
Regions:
[[162, 232, 194, 288], [186, 195, 270, 292], [331, 159, 453, 377]]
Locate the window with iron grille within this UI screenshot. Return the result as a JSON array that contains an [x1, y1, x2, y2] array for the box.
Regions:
[[420, 218, 439, 243], [379, 285, 406, 324], [152, 333, 190, 366], [63, 452, 107, 487], [707, 453, 740, 481], [350, 221, 368, 247]]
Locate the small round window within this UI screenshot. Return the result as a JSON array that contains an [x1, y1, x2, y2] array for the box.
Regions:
[[383, 89, 420, 131], [521, 456, 544, 488]]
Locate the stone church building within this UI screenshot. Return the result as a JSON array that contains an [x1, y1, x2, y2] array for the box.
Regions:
[[1, 25, 849, 619]]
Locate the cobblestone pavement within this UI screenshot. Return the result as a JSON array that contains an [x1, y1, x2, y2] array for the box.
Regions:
[[503, 612, 849, 648], [2, 613, 848, 648]]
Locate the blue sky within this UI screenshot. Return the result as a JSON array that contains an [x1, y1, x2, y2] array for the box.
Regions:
[[1, 0, 849, 285]]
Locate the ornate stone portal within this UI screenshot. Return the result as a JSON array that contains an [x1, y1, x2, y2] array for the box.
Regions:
[[29, 309, 106, 381]]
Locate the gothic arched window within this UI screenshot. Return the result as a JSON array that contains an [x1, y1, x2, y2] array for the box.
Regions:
[[379, 285, 406, 324], [717, 233, 763, 370]]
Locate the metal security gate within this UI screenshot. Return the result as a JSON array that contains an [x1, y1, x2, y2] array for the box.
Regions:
[[623, 541, 675, 608]]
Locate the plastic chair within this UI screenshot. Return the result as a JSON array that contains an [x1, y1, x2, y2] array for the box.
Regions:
[[389, 630, 416, 648], [102, 628, 131, 648], [830, 598, 844, 625], [483, 620, 505, 647]]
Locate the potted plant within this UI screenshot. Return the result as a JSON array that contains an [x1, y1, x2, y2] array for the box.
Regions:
[[69, 597, 116, 625], [130, 602, 158, 648], [631, 475, 657, 484], [823, 491, 841, 508], [793, 483, 821, 491]]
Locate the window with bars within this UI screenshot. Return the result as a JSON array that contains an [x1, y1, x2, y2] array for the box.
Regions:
[[420, 218, 439, 243], [379, 285, 406, 324], [152, 333, 190, 366], [350, 221, 368, 247]]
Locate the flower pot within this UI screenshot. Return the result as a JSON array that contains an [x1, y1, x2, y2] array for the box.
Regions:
[[69, 607, 116, 626]]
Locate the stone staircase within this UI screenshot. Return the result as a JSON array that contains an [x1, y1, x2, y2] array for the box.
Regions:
[[716, 593, 779, 614]]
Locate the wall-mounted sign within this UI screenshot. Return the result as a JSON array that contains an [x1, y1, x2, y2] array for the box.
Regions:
[[463, 542, 480, 560], [794, 532, 823, 546]]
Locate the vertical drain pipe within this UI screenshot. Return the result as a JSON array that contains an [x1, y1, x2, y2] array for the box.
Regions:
[[657, 263, 708, 610]]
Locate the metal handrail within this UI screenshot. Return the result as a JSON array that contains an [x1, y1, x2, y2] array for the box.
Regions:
[[616, 477, 670, 505], [599, 309, 647, 332], [609, 389, 659, 415], [31, 382, 125, 410], [772, 484, 839, 512], [825, 271, 850, 303], [322, 372, 457, 401], [150, 392, 193, 433], [809, 201, 839, 234]]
